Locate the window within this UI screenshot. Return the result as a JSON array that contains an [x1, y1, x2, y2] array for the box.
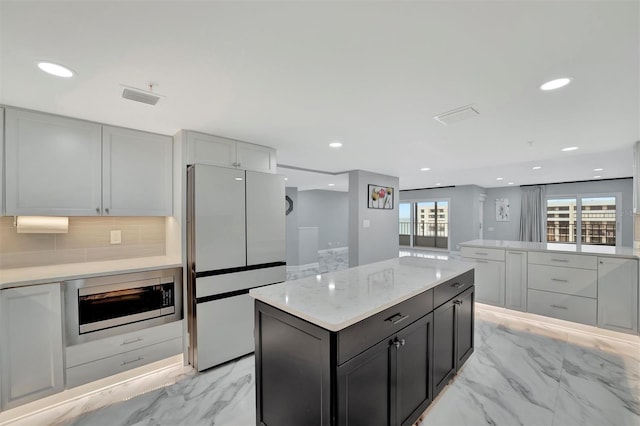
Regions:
[[546, 195, 618, 246]]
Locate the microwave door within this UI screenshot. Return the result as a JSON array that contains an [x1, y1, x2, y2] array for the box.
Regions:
[[191, 164, 246, 273]]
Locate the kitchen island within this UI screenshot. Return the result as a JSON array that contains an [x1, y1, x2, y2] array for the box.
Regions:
[[249, 256, 475, 426]]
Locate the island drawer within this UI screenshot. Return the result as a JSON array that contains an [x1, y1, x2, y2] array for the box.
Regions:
[[528, 251, 597, 270], [66, 320, 182, 368], [460, 247, 505, 262], [433, 269, 474, 307], [66, 337, 182, 388], [337, 289, 433, 364], [528, 264, 597, 298], [527, 289, 596, 326]]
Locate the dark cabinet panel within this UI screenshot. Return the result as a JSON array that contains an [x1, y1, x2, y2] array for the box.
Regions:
[[433, 300, 456, 397], [337, 338, 392, 426], [396, 313, 433, 426], [456, 287, 475, 368]]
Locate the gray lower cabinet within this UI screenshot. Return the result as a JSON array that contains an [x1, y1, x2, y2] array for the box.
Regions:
[[0, 283, 64, 410], [505, 250, 527, 311], [597, 257, 639, 333], [254, 270, 474, 426]]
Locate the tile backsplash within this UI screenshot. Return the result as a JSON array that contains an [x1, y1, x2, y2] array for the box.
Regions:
[[0, 216, 166, 269]]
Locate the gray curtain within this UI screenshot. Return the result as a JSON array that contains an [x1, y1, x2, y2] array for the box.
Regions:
[[519, 186, 546, 242]]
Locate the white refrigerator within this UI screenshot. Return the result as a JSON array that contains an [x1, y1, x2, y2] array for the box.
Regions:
[[186, 164, 286, 371]]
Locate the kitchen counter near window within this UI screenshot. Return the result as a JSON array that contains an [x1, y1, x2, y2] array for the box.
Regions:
[[0, 256, 182, 289], [460, 239, 640, 260]]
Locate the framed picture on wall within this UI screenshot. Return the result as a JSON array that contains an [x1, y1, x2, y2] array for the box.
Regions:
[[496, 198, 510, 221], [368, 184, 394, 209]]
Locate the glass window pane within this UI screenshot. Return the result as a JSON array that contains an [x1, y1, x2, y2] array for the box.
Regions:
[[547, 198, 577, 243], [399, 202, 411, 239], [581, 196, 616, 246]]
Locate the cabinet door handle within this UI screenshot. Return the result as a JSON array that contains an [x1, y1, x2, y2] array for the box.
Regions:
[[551, 278, 569, 283], [391, 338, 406, 349], [385, 313, 409, 325], [121, 356, 144, 366], [451, 282, 465, 289], [105, 207, 110, 214], [551, 259, 569, 263], [96, 207, 100, 214], [453, 300, 463, 306], [550, 304, 568, 310], [121, 337, 143, 346]]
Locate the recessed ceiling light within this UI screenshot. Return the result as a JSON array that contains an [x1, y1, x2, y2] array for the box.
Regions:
[[508, 182, 515, 185], [284, 177, 288, 181], [532, 166, 542, 170], [593, 168, 603, 172], [561, 146, 579, 152], [420, 167, 431, 171], [234, 177, 243, 181], [328, 183, 335, 187], [540, 77, 571, 91], [496, 177, 504, 181], [37, 61, 74, 78], [593, 175, 601, 179], [329, 141, 342, 148]]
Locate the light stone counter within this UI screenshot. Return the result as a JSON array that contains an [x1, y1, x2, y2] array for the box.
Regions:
[[0, 256, 182, 289], [249, 256, 474, 332], [459, 239, 640, 259]]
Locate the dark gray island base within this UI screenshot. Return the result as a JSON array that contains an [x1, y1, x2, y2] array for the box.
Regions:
[[253, 269, 474, 426]]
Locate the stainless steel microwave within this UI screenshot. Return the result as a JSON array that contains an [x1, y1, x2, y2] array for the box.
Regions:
[[64, 267, 182, 346]]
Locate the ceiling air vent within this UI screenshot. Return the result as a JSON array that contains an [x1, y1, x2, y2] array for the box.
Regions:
[[122, 88, 160, 105], [433, 104, 479, 125]]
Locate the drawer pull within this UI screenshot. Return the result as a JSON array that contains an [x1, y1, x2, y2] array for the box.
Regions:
[[385, 313, 409, 325], [121, 337, 144, 346], [475, 260, 489, 264], [121, 356, 144, 366], [550, 304, 568, 310], [551, 278, 569, 283], [475, 252, 489, 256], [451, 282, 465, 289], [551, 259, 569, 263]]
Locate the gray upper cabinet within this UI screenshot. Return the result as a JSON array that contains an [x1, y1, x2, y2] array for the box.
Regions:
[[5, 108, 102, 216], [102, 126, 172, 216], [185, 130, 276, 173], [4, 108, 173, 216]]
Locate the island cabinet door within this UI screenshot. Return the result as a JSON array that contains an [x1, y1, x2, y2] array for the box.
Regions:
[[337, 338, 393, 426], [433, 299, 456, 397], [395, 313, 433, 426], [455, 287, 475, 368]]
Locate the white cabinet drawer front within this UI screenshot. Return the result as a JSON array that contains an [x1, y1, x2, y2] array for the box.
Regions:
[[528, 251, 596, 270], [460, 247, 505, 262], [462, 257, 505, 306], [527, 264, 597, 298], [66, 337, 182, 389], [527, 289, 596, 326], [196, 266, 285, 299], [66, 321, 182, 368]]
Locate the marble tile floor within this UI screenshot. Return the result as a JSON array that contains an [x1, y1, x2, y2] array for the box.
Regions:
[[5, 304, 639, 426]]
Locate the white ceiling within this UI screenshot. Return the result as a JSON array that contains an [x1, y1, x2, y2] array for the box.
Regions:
[[1, 1, 638, 190]]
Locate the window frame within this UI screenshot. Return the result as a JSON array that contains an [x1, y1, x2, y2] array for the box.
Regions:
[[545, 192, 621, 247]]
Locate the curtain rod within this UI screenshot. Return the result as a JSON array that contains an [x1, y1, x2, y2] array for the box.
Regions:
[[400, 185, 456, 192], [520, 176, 631, 187]]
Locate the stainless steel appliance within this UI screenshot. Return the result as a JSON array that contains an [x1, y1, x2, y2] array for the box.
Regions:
[[64, 267, 182, 346], [187, 164, 285, 371]]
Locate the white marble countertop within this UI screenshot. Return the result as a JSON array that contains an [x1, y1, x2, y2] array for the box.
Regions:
[[249, 256, 474, 332], [0, 256, 183, 289], [459, 239, 640, 259]]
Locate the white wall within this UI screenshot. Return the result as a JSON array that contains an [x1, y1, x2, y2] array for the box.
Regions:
[[483, 178, 633, 247], [349, 170, 400, 267], [399, 185, 484, 250], [297, 189, 348, 250]]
